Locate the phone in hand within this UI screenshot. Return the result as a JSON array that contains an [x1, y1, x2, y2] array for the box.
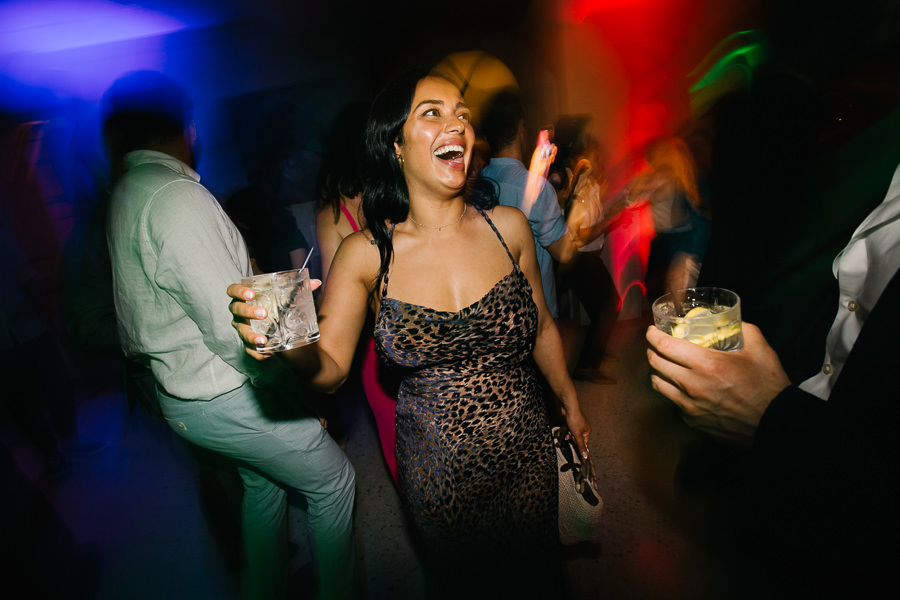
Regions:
[[531, 125, 556, 179], [537, 125, 555, 160]]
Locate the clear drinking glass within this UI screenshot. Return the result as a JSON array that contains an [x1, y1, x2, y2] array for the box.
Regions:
[[652, 287, 743, 351], [241, 268, 319, 353]]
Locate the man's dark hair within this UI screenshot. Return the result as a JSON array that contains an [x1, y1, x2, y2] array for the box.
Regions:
[[480, 89, 524, 156], [101, 70, 193, 178]]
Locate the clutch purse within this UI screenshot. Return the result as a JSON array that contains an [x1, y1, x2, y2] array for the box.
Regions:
[[553, 425, 603, 545]]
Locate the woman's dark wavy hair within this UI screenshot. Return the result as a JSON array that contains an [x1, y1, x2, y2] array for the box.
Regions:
[[360, 67, 499, 294], [360, 67, 431, 293]]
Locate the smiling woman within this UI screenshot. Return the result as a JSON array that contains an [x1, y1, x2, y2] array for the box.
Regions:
[[393, 79, 472, 212], [228, 66, 592, 598]]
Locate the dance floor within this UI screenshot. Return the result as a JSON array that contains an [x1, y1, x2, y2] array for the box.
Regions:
[[2, 315, 744, 599]]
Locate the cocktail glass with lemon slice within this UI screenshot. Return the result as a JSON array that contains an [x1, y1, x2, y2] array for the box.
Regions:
[[652, 287, 743, 351]]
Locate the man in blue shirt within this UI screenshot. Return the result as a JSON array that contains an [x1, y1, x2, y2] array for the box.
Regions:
[[478, 91, 578, 320]]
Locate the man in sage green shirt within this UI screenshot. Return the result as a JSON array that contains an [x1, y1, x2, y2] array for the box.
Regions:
[[104, 71, 355, 600]]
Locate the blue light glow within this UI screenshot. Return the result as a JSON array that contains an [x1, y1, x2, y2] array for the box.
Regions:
[[0, 1, 187, 54]]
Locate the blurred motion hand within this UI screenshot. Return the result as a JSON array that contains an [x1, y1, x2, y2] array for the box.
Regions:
[[628, 172, 667, 200], [611, 208, 634, 229], [227, 280, 322, 360], [645, 322, 791, 446]]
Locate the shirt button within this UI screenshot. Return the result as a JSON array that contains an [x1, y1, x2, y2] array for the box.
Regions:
[[847, 300, 860, 312], [176, 422, 187, 430], [822, 364, 834, 375]]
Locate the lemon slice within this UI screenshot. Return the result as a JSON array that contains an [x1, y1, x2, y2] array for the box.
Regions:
[[672, 306, 713, 338], [671, 305, 740, 348], [686, 323, 742, 348]]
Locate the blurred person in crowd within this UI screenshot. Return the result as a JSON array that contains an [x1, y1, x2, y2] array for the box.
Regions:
[[0, 440, 100, 598], [228, 68, 591, 598], [102, 70, 355, 600], [641, 135, 708, 305], [0, 222, 106, 478], [477, 90, 579, 322], [314, 101, 400, 482], [557, 138, 632, 384], [646, 158, 900, 599], [224, 184, 310, 276], [59, 182, 160, 417]]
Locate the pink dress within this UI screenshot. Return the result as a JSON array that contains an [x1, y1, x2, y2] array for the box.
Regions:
[[341, 204, 399, 483]]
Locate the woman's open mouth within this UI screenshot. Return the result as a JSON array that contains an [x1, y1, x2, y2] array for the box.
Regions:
[[434, 144, 466, 169]]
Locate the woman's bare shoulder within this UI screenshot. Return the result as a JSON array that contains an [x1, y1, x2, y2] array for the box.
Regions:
[[332, 229, 380, 273], [486, 204, 528, 226], [485, 204, 532, 244], [335, 228, 375, 252]]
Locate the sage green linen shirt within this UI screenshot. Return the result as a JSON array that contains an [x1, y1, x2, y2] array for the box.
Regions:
[[108, 150, 277, 400]]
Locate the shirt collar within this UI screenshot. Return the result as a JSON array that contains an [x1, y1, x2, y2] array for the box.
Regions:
[[123, 149, 201, 182], [488, 156, 525, 168]]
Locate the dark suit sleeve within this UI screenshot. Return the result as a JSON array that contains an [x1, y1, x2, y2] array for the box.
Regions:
[[747, 267, 900, 593]]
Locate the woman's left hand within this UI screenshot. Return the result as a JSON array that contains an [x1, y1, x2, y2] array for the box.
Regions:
[[562, 405, 592, 460]]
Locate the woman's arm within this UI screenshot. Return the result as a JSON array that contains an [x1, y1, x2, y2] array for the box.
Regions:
[[228, 230, 377, 393], [289, 247, 309, 270], [493, 206, 592, 457]]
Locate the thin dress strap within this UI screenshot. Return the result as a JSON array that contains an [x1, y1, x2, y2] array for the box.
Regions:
[[340, 203, 360, 233], [473, 204, 518, 268]]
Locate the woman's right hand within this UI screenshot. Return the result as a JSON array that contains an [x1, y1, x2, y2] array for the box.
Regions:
[[227, 283, 271, 360]]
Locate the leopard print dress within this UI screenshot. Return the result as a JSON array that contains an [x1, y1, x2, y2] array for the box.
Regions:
[[374, 205, 558, 580]]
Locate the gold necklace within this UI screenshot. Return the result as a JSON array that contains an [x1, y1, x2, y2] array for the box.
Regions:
[[407, 203, 467, 231]]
